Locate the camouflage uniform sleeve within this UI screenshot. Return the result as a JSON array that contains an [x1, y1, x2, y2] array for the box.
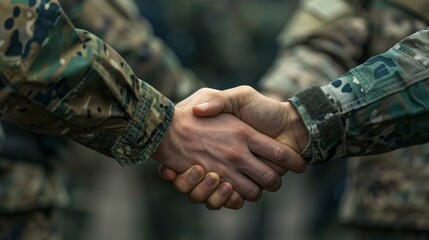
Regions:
[[0, 0, 174, 166], [289, 29, 429, 164]]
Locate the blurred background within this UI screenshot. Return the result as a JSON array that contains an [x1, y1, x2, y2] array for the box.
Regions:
[[137, 0, 297, 89]]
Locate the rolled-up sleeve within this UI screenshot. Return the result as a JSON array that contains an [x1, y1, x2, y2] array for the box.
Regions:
[[0, 0, 174, 166]]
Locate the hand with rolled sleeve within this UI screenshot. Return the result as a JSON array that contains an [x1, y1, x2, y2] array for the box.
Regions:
[[0, 0, 303, 204]]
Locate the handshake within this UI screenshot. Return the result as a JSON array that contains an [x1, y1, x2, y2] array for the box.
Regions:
[[152, 86, 310, 210]]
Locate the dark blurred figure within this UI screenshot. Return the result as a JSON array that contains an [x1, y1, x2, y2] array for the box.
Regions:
[[0, 122, 68, 240]]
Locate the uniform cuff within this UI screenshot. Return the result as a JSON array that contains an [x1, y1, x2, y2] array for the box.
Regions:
[[111, 84, 174, 166], [289, 86, 345, 164]]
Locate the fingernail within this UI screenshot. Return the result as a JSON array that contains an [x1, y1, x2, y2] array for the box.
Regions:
[[189, 168, 202, 184], [219, 184, 231, 196], [205, 176, 217, 188]]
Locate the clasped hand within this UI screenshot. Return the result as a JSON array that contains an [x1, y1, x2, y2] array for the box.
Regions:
[[152, 86, 309, 210]]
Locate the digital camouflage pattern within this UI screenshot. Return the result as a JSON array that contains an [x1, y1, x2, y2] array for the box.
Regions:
[[260, 0, 429, 233]]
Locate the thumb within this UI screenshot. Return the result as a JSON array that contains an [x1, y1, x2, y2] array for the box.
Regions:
[[192, 100, 228, 117], [192, 87, 243, 117]]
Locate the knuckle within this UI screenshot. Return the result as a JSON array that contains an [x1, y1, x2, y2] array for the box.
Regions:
[[273, 145, 288, 164], [240, 126, 251, 138], [197, 87, 211, 94], [228, 145, 245, 163], [237, 85, 255, 94], [261, 169, 280, 190], [237, 85, 257, 101]]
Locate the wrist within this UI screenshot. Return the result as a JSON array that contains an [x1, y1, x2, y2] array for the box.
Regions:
[[152, 107, 181, 163], [283, 102, 310, 153]]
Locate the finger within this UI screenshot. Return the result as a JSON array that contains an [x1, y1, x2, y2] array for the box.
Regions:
[[193, 86, 258, 117], [221, 168, 263, 202], [192, 90, 233, 117], [248, 130, 307, 173], [237, 152, 281, 193], [189, 172, 220, 203], [193, 100, 225, 117], [173, 165, 205, 193], [205, 182, 233, 210], [158, 165, 178, 181], [258, 156, 288, 176], [224, 191, 244, 210]]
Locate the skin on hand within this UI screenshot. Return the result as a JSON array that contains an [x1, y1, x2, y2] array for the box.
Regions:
[[193, 86, 309, 158], [152, 93, 299, 201], [158, 86, 308, 209], [159, 165, 244, 210]]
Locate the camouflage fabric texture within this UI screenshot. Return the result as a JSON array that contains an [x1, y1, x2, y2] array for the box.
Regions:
[[0, 0, 174, 166], [260, 0, 429, 232]]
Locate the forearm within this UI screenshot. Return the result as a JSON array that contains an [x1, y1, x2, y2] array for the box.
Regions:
[[290, 29, 429, 164], [0, 1, 173, 165]]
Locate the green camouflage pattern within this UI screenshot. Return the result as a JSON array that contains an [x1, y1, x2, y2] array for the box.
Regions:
[[0, 0, 174, 166], [292, 30, 429, 162], [0, 0, 173, 228], [261, 0, 429, 232]]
